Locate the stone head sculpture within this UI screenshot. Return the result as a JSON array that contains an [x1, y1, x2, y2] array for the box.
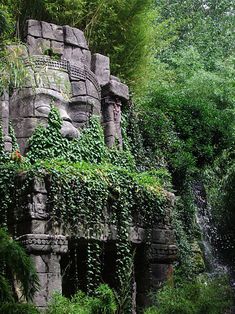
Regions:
[[0, 20, 130, 154]]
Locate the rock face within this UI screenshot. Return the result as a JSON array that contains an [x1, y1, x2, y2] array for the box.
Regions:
[[0, 20, 177, 311]]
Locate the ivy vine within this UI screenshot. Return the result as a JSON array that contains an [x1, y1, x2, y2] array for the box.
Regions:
[[0, 107, 170, 311]]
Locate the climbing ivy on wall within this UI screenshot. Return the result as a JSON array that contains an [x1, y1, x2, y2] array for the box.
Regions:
[[27, 106, 136, 170], [0, 107, 170, 311]]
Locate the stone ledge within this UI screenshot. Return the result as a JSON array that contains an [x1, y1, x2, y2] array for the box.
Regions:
[[151, 243, 178, 262], [102, 80, 129, 101], [24, 56, 101, 96], [17, 234, 68, 254]]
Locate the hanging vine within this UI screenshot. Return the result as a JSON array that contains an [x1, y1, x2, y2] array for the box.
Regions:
[[0, 107, 170, 304]]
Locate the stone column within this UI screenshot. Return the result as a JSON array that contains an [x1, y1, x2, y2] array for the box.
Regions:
[[18, 234, 68, 309], [135, 228, 177, 309], [0, 92, 12, 152], [102, 96, 122, 148], [11, 174, 68, 309]]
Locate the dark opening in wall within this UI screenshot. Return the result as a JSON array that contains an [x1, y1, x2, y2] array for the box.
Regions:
[[101, 241, 117, 289], [61, 238, 88, 297], [135, 243, 151, 311]]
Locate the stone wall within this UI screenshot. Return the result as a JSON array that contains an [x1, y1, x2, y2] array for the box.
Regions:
[[8, 173, 177, 310], [0, 20, 178, 311]]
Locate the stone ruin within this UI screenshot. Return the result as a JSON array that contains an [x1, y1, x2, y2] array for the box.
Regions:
[[0, 20, 177, 311]]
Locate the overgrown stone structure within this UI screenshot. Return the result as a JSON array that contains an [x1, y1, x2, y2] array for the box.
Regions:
[[0, 20, 177, 312]]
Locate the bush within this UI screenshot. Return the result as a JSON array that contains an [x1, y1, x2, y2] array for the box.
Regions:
[[47, 284, 117, 314], [145, 276, 233, 314], [0, 302, 39, 314]]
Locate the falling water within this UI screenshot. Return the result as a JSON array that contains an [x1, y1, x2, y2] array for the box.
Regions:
[[193, 181, 228, 275]]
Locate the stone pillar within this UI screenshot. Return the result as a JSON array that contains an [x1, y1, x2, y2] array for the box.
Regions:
[[102, 96, 122, 148], [10, 174, 68, 309], [135, 228, 177, 309], [0, 92, 12, 152], [18, 234, 68, 309]]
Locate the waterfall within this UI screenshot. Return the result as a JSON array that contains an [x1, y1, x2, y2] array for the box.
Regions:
[[193, 181, 228, 275]]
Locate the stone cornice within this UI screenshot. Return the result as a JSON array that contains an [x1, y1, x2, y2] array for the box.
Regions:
[[17, 234, 68, 254]]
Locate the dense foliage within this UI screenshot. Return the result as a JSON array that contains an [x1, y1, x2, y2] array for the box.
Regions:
[[145, 276, 233, 314], [0, 228, 39, 308], [133, 0, 235, 280], [0, 0, 234, 312], [47, 284, 117, 314], [0, 107, 169, 313]]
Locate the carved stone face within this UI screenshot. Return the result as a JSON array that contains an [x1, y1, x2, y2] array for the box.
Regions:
[[6, 20, 129, 154], [9, 55, 101, 153]]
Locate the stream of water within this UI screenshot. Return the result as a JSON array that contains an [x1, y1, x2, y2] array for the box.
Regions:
[[193, 181, 233, 279]]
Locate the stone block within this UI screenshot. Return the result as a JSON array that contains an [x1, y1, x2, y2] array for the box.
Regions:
[[110, 75, 121, 82], [11, 117, 47, 138], [69, 111, 90, 124], [101, 103, 114, 122], [33, 176, 47, 193], [83, 49, 91, 68], [152, 229, 167, 244], [30, 220, 49, 234], [130, 227, 145, 243], [19, 234, 68, 254], [51, 40, 64, 55], [151, 243, 178, 262], [31, 255, 48, 273], [0, 98, 9, 135], [103, 80, 129, 101], [33, 288, 48, 307], [10, 94, 34, 118], [71, 47, 84, 65], [22, 68, 37, 88], [17, 138, 28, 154], [34, 88, 68, 103], [69, 102, 92, 113], [87, 97, 101, 115], [150, 263, 169, 282], [103, 121, 115, 137], [26, 20, 42, 37], [4, 136, 12, 152], [16, 220, 49, 235], [42, 21, 63, 41], [71, 80, 86, 97], [33, 272, 62, 307], [61, 120, 79, 138], [91, 53, 110, 86], [31, 254, 61, 273], [34, 93, 57, 117], [86, 79, 99, 99], [0, 92, 9, 102], [27, 35, 50, 55], [70, 95, 87, 105], [63, 25, 88, 49], [35, 69, 70, 94], [105, 135, 115, 148], [62, 45, 72, 60]]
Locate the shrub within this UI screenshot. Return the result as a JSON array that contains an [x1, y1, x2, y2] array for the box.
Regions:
[[145, 275, 233, 314], [47, 284, 117, 314], [0, 302, 39, 314]]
